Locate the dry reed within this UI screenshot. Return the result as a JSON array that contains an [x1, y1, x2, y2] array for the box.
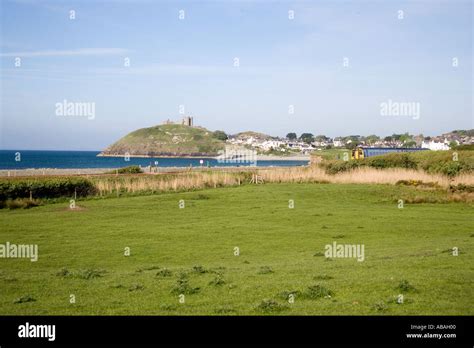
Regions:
[[91, 166, 474, 196]]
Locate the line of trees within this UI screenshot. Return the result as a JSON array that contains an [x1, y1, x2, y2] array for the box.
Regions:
[[286, 133, 333, 144]]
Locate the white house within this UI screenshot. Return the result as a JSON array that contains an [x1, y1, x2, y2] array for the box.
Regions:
[[422, 138, 451, 151], [333, 138, 345, 147]]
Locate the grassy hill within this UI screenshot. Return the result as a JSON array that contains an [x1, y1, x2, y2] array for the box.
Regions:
[[100, 124, 226, 157]]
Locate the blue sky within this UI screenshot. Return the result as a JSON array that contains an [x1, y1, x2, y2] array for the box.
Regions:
[[0, 0, 472, 150]]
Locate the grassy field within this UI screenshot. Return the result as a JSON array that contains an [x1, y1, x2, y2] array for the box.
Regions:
[[0, 183, 473, 315]]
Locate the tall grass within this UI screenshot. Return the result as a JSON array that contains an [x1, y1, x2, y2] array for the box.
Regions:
[[1, 166, 473, 204], [92, 166, 473, 196], [93, 171, 243, 195], [258, 166, 470, 186]]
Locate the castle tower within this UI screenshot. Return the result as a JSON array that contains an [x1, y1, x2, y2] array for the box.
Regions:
[[182, 116, 193, 127]]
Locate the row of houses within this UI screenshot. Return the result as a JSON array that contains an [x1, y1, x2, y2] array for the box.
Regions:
[[227, 131, 474, 153]]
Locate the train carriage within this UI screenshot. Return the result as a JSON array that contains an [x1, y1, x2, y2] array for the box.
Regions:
[[351, 146, 428, 160]]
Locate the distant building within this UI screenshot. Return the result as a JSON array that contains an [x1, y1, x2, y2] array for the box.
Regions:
[[422, 138, 450, 151], [333, 137, 344, 147], [162, 116, 194, 127], [182, 116, 193, 127]]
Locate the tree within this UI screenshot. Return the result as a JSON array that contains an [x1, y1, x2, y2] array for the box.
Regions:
[[399, 133, 413, 143], [403, 140, 416, 148], [346, 141, 361, 150], [213, 130, 228, 141], [391, 134, 402, 141], [365, 135, 380, 145], [299, 133, 314, 144], [286, 132, 297, 140], [314, 135, 329, 142]]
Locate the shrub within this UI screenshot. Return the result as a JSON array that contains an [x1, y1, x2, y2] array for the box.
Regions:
[[2, 198, 42, 210], [373, 301, 388, 311], [255, 299, 287, 313], [156, 268, 172, 277], [0, 177, 96, 201], [320, 150, 474, 177], [55, 268, 105, 280], [396, 279, 416, 292], [322, 160, 360, 174], [278, 290, 301, 300], [108, 166, 143, 174], [449, 184, 474, 193], [171, 274, 200, 295], [208, 275, 226, 286], [366, 153, 417, 170], [302, 284, 334, 299], [455, 144, 474, 151]]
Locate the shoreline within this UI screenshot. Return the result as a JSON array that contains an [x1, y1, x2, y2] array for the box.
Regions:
[[0, 162, 310, 177], [97, 153, 310, 161]]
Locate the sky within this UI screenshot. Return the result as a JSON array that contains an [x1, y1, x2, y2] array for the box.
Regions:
[[0, 0, 472, 150]]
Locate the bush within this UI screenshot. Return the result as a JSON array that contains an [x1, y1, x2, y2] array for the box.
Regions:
[[366, 153, 417, 169], [396, 279, 416, 292], [302, 284, 334, 299], [320, 150, 474, 176], [156, 268, 173, 277], [322, 160, 360, 174], [0, 177, 96, 201], [108, 166, 143, 174], [3, 198, 41, 210], [213, 130, 228, 141], [455, 144, 474, 151], [449, 184, 474, 193], [208, 275, 226, 286], [55, 268, 106, 280], [255, 299, 287, 313], [171, 273, 200, 294]]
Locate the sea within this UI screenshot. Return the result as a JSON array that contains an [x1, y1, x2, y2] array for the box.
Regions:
[[0, 150, 308, 169]]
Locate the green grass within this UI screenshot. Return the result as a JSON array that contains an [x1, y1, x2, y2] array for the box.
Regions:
[[0, 183, 473, 315], [312, 148, 350, 160]]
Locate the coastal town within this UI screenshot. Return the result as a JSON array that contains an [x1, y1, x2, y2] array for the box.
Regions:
[[226, 129, 474, 154], [164, 116, 474, 155]]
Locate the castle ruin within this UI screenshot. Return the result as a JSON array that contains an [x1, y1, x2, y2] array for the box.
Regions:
[[163, 116, 194, 127]]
